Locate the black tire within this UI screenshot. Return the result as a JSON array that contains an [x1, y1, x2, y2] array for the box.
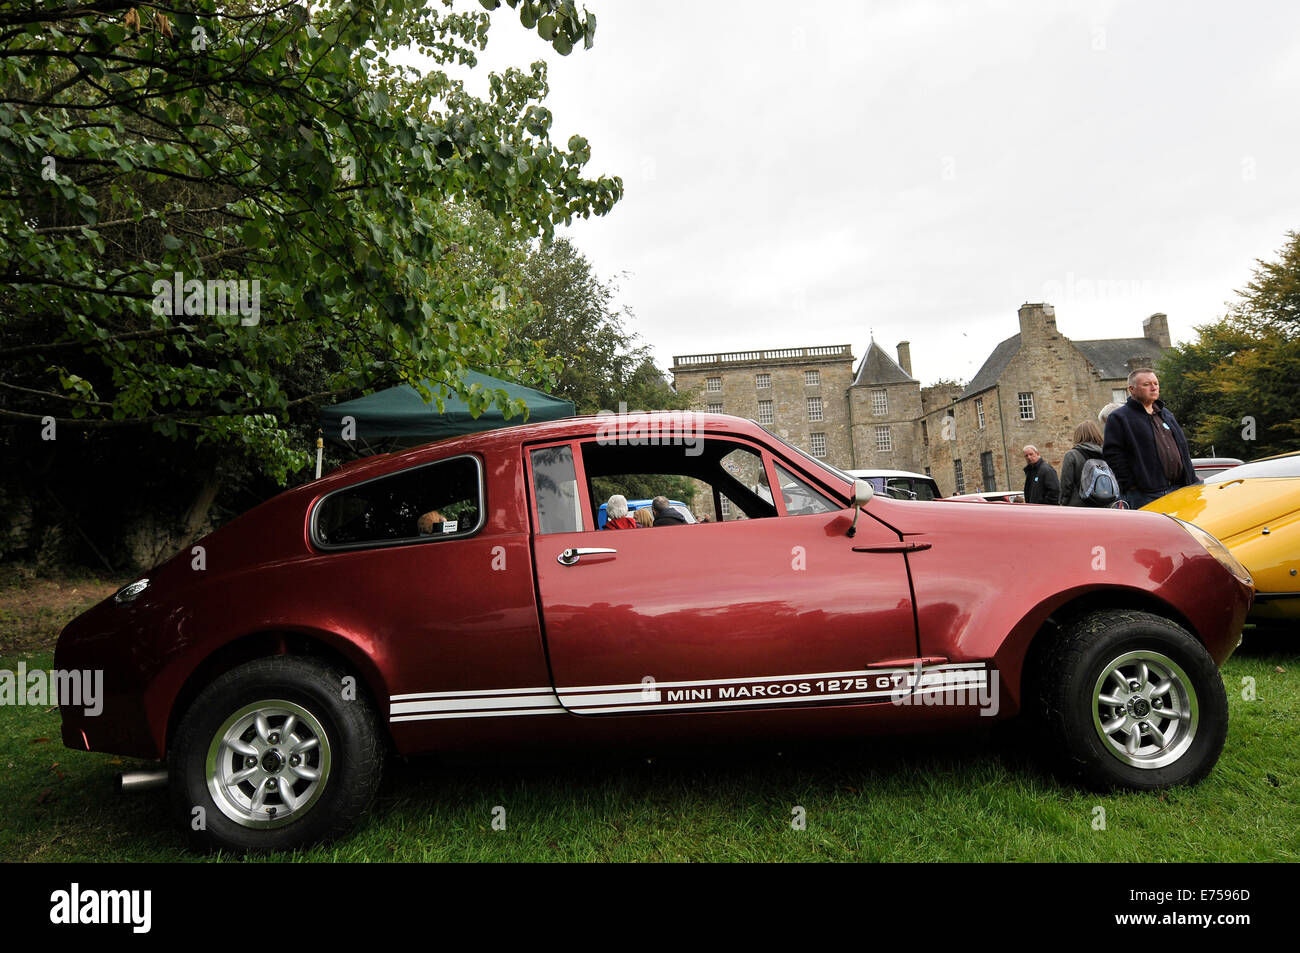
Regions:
[[1036, 609, 1227, 790], [169, 656, 385, 852]]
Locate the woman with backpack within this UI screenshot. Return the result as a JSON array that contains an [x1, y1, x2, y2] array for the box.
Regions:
[[1059, 420, 1117, 506]]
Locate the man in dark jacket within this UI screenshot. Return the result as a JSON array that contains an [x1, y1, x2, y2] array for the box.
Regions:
[[1103, 369, 1198, 509], [1022, 446, 1061, 504], [651, 496, 688, 526]]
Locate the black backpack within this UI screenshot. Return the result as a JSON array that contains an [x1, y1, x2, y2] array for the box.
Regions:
[[1078, 449, 1118, 506]]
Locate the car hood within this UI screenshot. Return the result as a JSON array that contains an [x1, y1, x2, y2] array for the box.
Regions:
[[1142, 478, 1300, 544]]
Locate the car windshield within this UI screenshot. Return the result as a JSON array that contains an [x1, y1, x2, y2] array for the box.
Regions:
[[1214, 454, 1300, 481]]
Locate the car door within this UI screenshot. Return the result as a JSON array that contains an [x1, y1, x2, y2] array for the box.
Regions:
[[526, 438, 920, 717]]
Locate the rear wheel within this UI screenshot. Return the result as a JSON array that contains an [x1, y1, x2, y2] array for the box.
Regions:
[[170, 656, 384, 851], [1037, 609, 1227, 789]]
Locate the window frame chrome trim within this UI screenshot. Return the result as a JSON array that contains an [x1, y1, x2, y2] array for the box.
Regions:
[[308, 453, 487, 553]]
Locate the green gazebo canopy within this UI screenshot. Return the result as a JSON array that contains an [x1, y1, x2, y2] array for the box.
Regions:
[[319, 370, 575, 446]]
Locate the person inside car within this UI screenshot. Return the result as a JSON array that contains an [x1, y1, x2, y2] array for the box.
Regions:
[[417, 510, 446, 535], [651, 495, 688, 527], [604, 494, 639, 530]]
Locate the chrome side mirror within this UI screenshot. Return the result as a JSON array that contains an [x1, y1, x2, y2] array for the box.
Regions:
[[848, 479, 873, 537]]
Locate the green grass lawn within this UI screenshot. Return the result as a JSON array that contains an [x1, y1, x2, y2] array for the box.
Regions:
[[2, 634, 1296, 862]]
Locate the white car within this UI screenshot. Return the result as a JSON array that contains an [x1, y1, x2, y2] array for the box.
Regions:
[[949, 490, 1026, 504], [843, 469, 941, 501]]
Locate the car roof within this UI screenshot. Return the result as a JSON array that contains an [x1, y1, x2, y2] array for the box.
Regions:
[[317, 412, 771, 489]]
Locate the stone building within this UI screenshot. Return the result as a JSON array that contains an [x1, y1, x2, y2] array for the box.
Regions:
[[670, 303, 1173, 500], [919, 304, 1171, 496], [670, 345, 856, 465]]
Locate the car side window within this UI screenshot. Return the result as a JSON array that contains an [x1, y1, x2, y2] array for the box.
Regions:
[[531, 444, 583, 534], [773, 463, 837, 515], [312, 455, 483, 549]]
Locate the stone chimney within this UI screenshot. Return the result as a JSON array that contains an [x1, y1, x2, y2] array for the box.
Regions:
[[897, 341, 912, 377], [1018, 302, 1057, 339], [1143, 312, 1171, 349]]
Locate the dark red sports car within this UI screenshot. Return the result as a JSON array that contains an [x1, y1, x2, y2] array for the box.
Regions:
[[56, 412, 1253, 850]]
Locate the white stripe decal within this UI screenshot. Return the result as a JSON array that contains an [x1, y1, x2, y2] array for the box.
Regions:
[[393, 708, 567, 723], [391, 686, 557, 702], [388, 664, 991, 721], [391, 694, 564, 715]]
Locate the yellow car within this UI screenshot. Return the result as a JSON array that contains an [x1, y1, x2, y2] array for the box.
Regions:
[[1144, 451, 1300, 624]]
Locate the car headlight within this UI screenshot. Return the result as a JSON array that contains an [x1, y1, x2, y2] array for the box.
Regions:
[[114, 578, 150, 605], [1167, 517, 1253, 588]]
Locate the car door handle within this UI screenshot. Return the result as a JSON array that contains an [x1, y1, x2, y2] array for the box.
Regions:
[[557, 547, 617, 566], [852, 542, 932, 554]]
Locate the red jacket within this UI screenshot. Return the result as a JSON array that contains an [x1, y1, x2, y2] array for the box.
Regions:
[[604, 516, 638, 530]]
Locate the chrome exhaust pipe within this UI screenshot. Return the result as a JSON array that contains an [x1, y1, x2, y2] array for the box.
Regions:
[[117, 769, 169, 793]]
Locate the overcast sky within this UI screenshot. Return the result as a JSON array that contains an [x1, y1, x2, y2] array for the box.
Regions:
[[455, 0, 1300, 387]]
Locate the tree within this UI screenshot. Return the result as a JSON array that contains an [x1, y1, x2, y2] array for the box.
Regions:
[[1236, 230, 1300, 327], [510, 236, 689, 414], [1, 0, 619, 477], [1158, 232, 1300, 459], [0, 0, 621, 567]]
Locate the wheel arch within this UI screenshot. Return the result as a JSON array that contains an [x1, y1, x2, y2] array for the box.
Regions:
[[998, 586, 1202, 712], [162, 629, 390, 757]]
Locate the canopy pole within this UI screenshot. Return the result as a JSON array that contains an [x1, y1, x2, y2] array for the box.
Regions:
[[314, 429, 324, 480]]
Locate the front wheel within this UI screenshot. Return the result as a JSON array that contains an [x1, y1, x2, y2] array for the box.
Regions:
[[169, 656, 385, 852], [1037, 609, 1228, 789]]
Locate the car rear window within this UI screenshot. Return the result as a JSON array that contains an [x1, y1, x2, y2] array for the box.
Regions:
[[312, 455, 483, 549]]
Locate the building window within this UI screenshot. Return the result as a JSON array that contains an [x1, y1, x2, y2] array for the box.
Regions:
[[757, 400, 773, 425], [810, 432, 827, 457], [924, 467, 932, 477], [871, 389, 887, 416], [953, 459, 966, 495], [1018, 392, 1035, 421], [1112, 388, 1126, 404], [976, 397, 985, 430], [981, 451, 996, 491], [920, 419, 928, 446], [705, 376, 721, 393], [805, 370, 820, 387], [720, 496, 731, 518], [807, 397, 823, 422], [756, 373, 771, 389], [707, 402, 723, 415], [875, 426, 891, 452]]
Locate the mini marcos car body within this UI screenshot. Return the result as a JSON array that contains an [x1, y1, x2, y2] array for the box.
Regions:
[[56, 413, 1253, 850], [1144, 451, 1300, 623]]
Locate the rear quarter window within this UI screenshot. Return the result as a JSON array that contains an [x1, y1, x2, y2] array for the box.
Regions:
[[311, 455, 484, 549]]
